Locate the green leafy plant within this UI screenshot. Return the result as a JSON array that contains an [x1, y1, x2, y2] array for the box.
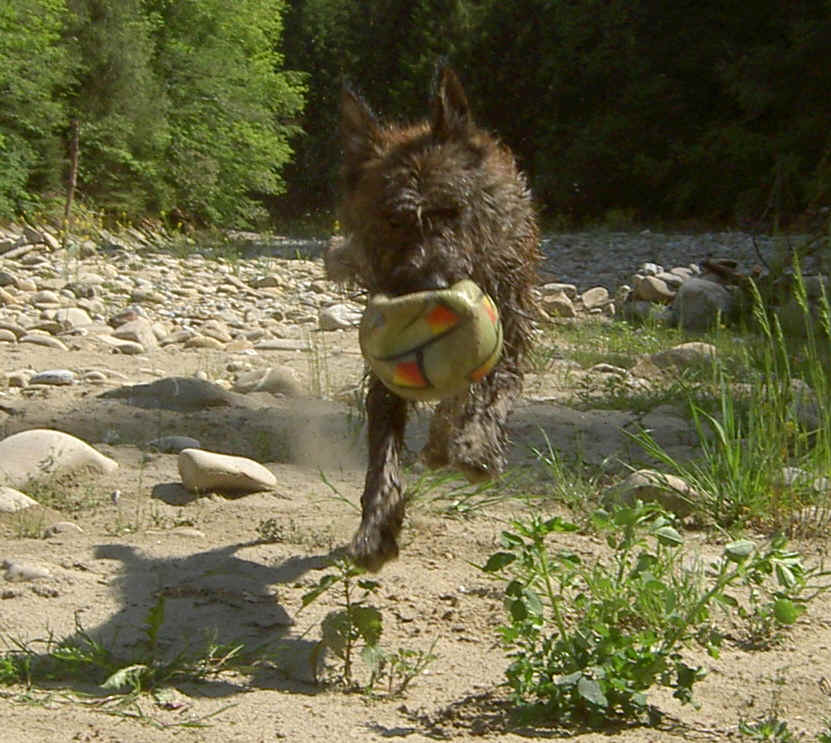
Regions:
[[479, 503, 822, 727], [301, 557, 437, 694], [301, 558, 383, 687]]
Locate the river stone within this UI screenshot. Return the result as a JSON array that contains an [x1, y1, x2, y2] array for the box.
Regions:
[[147, 436, 202, 453], [602, 469, 699, 518], [55, 307, 93, 329], [3, 560, 52, 582], [19, 333, 69, 351], [542, 291, 576, 318], [113, 317, 159, 350], [581, 286, 610, 310], [30, 369, 76, 386], [670, 277, 735, 330], [232, 366, 303, 397], [178, 448, 277, 494], [98, 376, 251, 411], [319, 303, 361, 330], [633, 275, 674, 303], [0, 486, 38, 513], [649, 342, 717, 369], [0, 429, 119, 488]]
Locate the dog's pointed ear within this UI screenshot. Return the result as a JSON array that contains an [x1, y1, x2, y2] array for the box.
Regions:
[[341, 84, 381, 169], [431, 67, 471, 141]]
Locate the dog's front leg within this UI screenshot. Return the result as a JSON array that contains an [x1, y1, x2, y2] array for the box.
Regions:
[[449, 363, 522, 483], [349, 375, 408, 571]]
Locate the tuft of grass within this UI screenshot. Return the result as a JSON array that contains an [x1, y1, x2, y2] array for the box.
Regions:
[[631, 265, 831, 531]]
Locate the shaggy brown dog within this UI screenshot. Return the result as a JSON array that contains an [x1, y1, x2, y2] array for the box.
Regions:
[[329, 67, 540, 571]]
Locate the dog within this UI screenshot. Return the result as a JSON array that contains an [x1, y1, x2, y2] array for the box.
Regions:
[[328, 67, 541, 570]]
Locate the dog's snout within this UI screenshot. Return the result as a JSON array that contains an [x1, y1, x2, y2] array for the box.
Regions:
[[388, 266, 450, 295], [412, 272, 450, 292]]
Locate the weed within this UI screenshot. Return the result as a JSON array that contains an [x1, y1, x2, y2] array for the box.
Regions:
[[300, 557, 437, 694], [0, 595, 247, 696], [301, 558, 383, 687], [632, 266, 831, 531], [478, 502, 823, 727]]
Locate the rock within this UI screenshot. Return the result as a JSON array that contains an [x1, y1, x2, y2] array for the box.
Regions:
[[602, 469, 699, 518], [580, 286, 611, 311], [649, 342, 717, 369], [178, 448, 277, 494], [19, 333, 69, 351], [670, 277, 735, 331], [29, 369, 76, 386], [254, 339, 312, 352], [54, 307, 93, 329], [147, 436, 202, 453], [113, 317, 159, 350], [43, 521, 84, 537], [542, 291, 576, 318], [184, 334, 225, 350], [540, 282, 578, 300], [98, 376, 250, 411], [319, 303, 361, 330], [3, 560, 51, 581], [633, 275, 674, 303], [0, 486, 38, 513], [0, 429, 118, 488], [232, 366, 304, 397]]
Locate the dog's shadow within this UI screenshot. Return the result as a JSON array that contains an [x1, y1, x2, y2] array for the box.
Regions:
[[70, 540, 341, 696]]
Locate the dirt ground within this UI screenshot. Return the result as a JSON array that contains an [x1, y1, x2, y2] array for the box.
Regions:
[[1, 329, 830, 743]]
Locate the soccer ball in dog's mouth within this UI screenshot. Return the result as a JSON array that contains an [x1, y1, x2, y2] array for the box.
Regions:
[[359, 279, 503, 401]]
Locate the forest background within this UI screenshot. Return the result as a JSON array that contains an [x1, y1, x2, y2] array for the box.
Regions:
[[2, 0, 829, 231]]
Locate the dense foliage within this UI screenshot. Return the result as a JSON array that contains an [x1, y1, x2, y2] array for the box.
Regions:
[[281, 0, 831, 226], [1, 0, 829, 226], [0, 0, 304, 225]]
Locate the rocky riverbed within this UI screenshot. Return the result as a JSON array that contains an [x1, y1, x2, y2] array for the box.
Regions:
[[1, 221, 830, 743]]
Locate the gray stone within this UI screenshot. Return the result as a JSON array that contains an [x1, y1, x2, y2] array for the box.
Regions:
[[147, 436, 202, 453], [319, 303, 361, 331], [602, 469, 699, 518], [30, 369, 76, 386], [670, 277, 735, 331], [3, 561, 52, 582], [98, 376, 250, 411]]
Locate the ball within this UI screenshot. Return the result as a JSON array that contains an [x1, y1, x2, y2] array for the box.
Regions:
[[359, 279, 503, 401]]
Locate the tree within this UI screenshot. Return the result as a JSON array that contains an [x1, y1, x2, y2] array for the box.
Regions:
[[147, 0, 305, 226], [0, 0, 70, 216], [62, 0, 165, 217]]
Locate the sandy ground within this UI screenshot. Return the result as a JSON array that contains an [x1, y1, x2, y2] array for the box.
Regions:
[[1, 329, 830, 743]]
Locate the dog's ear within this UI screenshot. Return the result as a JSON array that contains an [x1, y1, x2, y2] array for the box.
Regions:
[[341, 84, 382, 170], [431, 67, 471, 141]]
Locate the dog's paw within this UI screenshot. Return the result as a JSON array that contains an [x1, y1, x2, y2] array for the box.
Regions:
[[450, 430, 505, 484], [348, 525, 399, 572]]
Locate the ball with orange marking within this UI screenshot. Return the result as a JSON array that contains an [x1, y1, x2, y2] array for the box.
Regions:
[[359, 280, 503, 401]]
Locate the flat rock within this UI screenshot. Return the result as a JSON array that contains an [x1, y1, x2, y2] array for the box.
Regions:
[[178, 448, 277, 494], [99, 376, 251, 411]]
